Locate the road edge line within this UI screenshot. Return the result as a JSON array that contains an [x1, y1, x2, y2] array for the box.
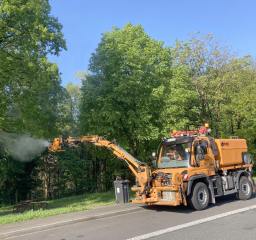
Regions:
[[127, 204, 256, 240]]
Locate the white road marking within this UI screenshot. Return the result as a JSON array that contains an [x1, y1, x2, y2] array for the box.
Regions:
[[0, 207, 143, 239], [127, 204, 256, 240], [3, 210, 146, 240]]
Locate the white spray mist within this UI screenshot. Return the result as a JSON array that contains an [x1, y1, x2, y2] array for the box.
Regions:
[[0, 131, 50, 162]]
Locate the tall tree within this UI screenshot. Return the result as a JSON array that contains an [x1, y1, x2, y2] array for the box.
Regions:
[[80, 24, 173, 158], [0, 0, 67, 203], [0, 0, 66, 136], [174, 34, 256, 152]]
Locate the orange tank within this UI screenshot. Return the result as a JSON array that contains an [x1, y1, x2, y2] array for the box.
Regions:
[[215, 139, 247, 168]]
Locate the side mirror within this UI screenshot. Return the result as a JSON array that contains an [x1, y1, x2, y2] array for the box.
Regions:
[[195, 145, 205, 162], [242, 152, 252, 164]]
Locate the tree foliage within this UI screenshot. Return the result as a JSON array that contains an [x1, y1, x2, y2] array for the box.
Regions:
[[0, 0, 67, 203], [0, 0, 66, 136]]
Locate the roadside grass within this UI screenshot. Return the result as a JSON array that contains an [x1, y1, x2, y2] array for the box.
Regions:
[[0, 192, 115, 225]]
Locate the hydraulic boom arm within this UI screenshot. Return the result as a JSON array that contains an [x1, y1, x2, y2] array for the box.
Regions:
[[49, 136, 151, 195]]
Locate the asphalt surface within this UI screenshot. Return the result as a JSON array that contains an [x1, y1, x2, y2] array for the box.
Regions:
[[152, 208, 256, 240], [1, 195, 256, 240]]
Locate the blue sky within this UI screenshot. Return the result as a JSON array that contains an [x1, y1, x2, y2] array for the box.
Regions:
[[49, 0, 256, 85]]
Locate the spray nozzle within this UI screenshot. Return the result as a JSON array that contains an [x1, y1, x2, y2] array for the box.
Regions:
[[48, 137, 64, 152]]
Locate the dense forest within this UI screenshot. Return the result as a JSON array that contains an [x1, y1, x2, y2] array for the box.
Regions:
[[0, 0, 255, 205]]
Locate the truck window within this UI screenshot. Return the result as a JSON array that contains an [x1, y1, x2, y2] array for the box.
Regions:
[[158, 142, 191, 168]]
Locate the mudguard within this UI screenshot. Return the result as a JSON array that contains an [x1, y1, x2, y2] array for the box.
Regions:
[[187, 174, 216, 204]]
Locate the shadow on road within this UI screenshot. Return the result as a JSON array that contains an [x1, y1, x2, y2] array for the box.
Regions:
[[141, 193, 256, 213]]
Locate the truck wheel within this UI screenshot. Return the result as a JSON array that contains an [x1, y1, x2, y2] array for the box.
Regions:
[[189, 182, 210, 210], [236, 176, 253, 200]]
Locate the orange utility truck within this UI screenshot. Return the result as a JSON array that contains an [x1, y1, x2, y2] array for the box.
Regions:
[[49, 126, 254, 210]]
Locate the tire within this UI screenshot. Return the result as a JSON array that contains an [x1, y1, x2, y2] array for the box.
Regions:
[[189, 182, 210, 210], [236, 176, 253, 200]]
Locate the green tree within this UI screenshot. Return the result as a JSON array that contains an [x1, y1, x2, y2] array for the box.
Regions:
[[0, 0, 67, 204], [80, 24, 173, 158], [0, 0, 66, 136]]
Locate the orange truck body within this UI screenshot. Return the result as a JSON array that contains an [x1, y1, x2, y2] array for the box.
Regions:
[[132, 136, 254, 210], [215, 139, 247, 167]]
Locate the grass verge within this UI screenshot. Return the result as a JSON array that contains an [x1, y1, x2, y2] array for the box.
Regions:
[[0, 192, 115, 225]]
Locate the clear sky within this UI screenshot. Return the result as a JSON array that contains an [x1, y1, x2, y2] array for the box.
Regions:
[[49, 0, 256, 85]]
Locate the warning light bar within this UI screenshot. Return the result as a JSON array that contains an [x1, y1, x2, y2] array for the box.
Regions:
[[170, 125, 210, 137], [171, 130, 199, 137]]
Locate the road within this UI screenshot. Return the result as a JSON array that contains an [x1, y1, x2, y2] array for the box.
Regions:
[[2, 195, 256, 240]]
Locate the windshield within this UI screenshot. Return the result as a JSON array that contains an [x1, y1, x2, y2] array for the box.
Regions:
[[158, 142, 191, 168]]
